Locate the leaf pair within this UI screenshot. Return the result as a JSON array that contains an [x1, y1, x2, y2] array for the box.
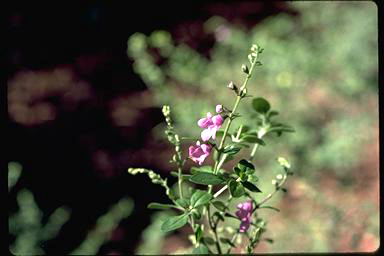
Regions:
[[156, 190, 212, 233]]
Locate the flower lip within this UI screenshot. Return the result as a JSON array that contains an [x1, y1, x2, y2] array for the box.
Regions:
[[189, 140, 212, 165], [198, 112, 223, 142]]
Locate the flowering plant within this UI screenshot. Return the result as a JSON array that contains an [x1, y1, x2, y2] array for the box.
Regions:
[[128, 44, 294, 254]]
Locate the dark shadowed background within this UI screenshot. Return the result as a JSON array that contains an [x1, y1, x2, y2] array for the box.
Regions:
[[7, 1, 379, 254]]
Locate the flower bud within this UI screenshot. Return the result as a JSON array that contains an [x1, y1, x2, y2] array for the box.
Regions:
[[216, 104, 223, 113], [227, 81, 235, 89], [239, 87, 247, 98], [242, 64, 249, 74], [276, 174, 283, 180]]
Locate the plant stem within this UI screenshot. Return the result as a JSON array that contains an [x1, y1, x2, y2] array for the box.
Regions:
[[213, 177, 241, 198], [255, 173, 287, 210], [213, 54, 259, 175], [175, 135, 184, 199], [227, 230, 240, 254], [207, 205, 222, 254], [249, 129, 266, 161]]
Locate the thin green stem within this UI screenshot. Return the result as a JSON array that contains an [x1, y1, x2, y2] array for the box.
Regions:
[[175, 136, 184, 199], [213, 52, 259, 175], [255, 173, 287, 210], [249, 129, 266, 161], [207, 205, 222, 254], [227, 230, 240, 254]]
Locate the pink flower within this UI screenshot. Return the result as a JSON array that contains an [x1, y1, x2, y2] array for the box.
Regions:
[[188, 141, 212, 165], [216, 104, 223, 113], [197, 112, 223, 141], [235, 200, 253, 233]]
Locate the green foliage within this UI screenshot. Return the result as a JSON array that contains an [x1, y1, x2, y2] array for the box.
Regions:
[[190, 190, 212, 208], [252, 97, 271, 114], [189, 172, 225, 185], [147, 203, 181, 210], [9, 163, 71, 255], [9, 162, 134, 255], [228, 180, 245, 198], [192, 243, 210, 254], [70, 198, 134, 255], [161, 213, 189, 233]]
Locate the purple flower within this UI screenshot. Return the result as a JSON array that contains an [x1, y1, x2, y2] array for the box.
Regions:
[[197, 112, 223, 141], [216, 104, 223, 113], [235, 200, 253, 233], [188, 141, 212, 165]]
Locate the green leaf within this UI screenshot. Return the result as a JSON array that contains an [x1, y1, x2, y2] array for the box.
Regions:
[[190, 190, 212, 208], [241, 181, 262, 193], [233, 166, 242, 177], [238, 159, 255, 171], [192, 244, 210, 254], [229, 180, 245, 198], [267, 111, 279, 118], [222, 146, 241, 155], [195, 225, 203, 243], [189, 172, 225, 185], [217, 172, 231, 182], [223, 154, 234, 163], [191, 208, 202, 220], [203, 236, 215, 245], [175, 198, 189, 209], [161, 213, 189, 233], [220, 237, 236, 248], [170, 171, 192, 180], [241, 135, 266, 146], [147, 202, 180, 210], [191, 165, 213, 174], [252, 97, 270, 113], [267, 124, 295, 134], [212, 201, 226, 212]]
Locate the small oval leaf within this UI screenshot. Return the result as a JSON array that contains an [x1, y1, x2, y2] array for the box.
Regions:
[[148, 202, 180, 210], [189, 172, 225, 185], [229, 180, 245, 198], [161, 214, 189, 233], [241, 181, 262, 193], [238, 159, 255, 171], [203, 236, 215, 245], [175, 198, 189, 209], [212, 201, 227, 212], [190, 190, 212, 208], [252, 97, 270, 113]]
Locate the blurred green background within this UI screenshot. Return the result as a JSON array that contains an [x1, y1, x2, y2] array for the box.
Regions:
[[127, 1, 379, 253]]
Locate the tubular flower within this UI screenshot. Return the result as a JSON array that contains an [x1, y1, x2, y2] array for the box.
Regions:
[[235, 200, 253, 233], [198, 112, 223, 141], [188, 141, 212, 165]]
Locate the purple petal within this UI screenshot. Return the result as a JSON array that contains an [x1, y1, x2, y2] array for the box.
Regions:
[[198, 118, 210, 128], [216, 104, 223, 113], [201, 129, 212, 141], [212, 115, 223, 126]]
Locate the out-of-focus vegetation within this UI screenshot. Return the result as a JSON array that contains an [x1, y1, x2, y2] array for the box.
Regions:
[[8, 162, 134, 255], [127, 1, 378, 253]]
